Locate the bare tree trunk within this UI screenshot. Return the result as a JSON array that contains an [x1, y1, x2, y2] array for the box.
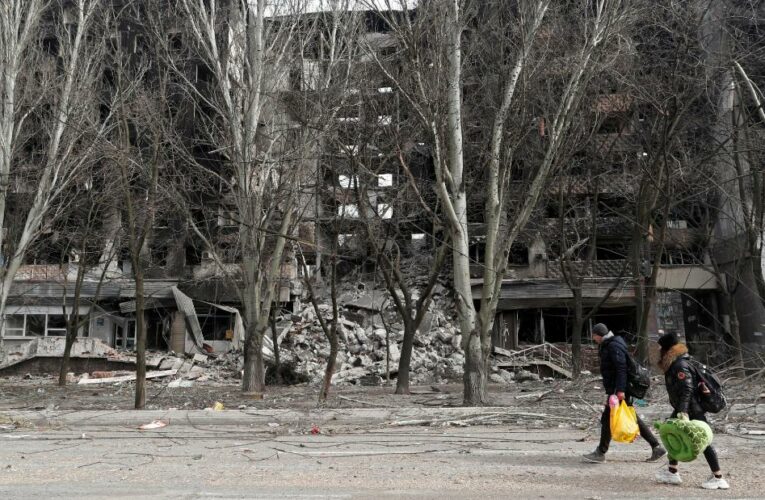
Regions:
[[463, 328, 487, 405], [727, 289, 744, 370], [59, 261, 86, 386], [133, 270, 147, 409], [270, 306, 282, 385], [242, 319, 265, 394], [572, 287, 584, 378], [320, 328, 339, 401], [395, 320, 415, 395]]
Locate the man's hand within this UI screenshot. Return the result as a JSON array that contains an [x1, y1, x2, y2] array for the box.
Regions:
[[616, 391, 625, 401], [677, 412, 689, 421]]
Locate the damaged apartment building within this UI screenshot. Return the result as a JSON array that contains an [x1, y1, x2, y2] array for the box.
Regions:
[[0, 2, 415, 369], [2, 1, 765, 373]]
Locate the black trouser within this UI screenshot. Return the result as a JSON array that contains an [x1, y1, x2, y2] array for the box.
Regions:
[[598, 400, 660, 453], [668, 411, 720, 473]]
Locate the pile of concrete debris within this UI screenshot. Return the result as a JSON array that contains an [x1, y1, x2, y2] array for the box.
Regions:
[[283, 302, 465, 387], [158, 285, 471, 388], [0, 286, 545, 389]]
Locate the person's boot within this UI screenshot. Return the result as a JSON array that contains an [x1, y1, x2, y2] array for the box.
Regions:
[[582, 448, 606, 463], [646, 445, 667, 462]]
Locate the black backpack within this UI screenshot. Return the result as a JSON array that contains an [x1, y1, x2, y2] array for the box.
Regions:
[[626, 354, 651, 399], [690, 359, 727, 413]]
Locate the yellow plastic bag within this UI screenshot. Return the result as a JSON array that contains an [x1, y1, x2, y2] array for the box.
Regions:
[[610, 400, 639, 443]]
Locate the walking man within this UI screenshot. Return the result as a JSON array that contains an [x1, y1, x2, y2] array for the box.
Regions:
[[583, 323, 666, 463], [654, 332, 729, 489]]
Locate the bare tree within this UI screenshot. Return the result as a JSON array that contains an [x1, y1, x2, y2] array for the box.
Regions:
[[98, 1, 176, 408], [167, 0, 361, 394], [55, 163, 120, 386], [0, 0, 103, 352], [371, 0, 630, 403]]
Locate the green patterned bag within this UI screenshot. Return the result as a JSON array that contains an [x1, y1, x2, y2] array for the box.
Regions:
[[653, 418, 714, 462]]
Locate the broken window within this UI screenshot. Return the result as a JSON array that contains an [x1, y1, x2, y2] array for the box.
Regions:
[[46, 315, 68, 336], [378, 173, 393, 187], [1, 313, 89, 338], [338, 175, 358, 189], [509, 243, 529, 265], [338, 233, 355, 246], [377, 203, 393, 219], [199, 312, 234, 341], [338, 204, 359, 218], [26, 315, 45, 336]]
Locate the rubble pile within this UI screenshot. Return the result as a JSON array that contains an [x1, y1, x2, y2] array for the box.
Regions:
[[0, 283, 549, 389], [278, 294, 466, 386], [153, 284, 539, 388]]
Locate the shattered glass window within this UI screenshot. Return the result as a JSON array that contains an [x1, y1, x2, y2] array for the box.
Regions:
[[26, 315, 45, 336], [47, 315, 68, 336]]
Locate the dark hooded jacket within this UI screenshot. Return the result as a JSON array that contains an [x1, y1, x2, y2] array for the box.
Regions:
[[659, 343, 703, 415], [599, 334, 628, 395]]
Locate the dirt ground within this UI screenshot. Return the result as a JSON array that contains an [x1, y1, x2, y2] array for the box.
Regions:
[[1, 419, 763, 499], [1, 374, 764, 498], [0, 373, 761, 420]]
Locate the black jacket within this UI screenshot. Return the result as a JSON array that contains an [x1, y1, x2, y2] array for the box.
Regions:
[[599, 334, 628, 395], [661, 344, 703, 415]]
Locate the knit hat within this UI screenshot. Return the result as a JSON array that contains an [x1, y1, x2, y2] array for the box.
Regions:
[[592, 323, 609, 337], [658, 332, 679, 351]]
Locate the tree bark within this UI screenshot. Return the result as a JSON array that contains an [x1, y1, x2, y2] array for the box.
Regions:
[[320, 326, 339, 402], [572, 287, 584, 378], [134, 271, 147, 409], [463, 330, 487, 405], [270, 306, 282, 384], [58, 260, 86, 386], [395, 320, 415, 395], [242, 322, 265, 393]]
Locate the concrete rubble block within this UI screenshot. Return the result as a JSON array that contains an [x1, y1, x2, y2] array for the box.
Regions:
[[331, 367, 367, 384], [452, 334, 463, 350], [185, 366, 206, 380], [352, 354, 374, 368], [388, 343, 401, 364], [337, 324, 349, 345], [499, 369, 516, 384], [302, 307, 316, 323], [355, 327, 369, 345], [335, 351, 347, 367], [348, 344, 362, 355], [168, 379, 194, 388], [515, 369, 541, 382], [435, 328, 453, 344], [177, 359, 194, 374], [371, 328, 388, 343], [159, 358, 179, 371]]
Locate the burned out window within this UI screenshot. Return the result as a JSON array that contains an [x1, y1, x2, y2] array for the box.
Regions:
[[199, 313, 233, 341], [46, 315, 68, 336], [26, 315, 46, 336], [509, 243, 529, 265]]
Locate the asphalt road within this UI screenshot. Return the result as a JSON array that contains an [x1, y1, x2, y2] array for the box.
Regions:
[[1, 418, 762, 499]]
